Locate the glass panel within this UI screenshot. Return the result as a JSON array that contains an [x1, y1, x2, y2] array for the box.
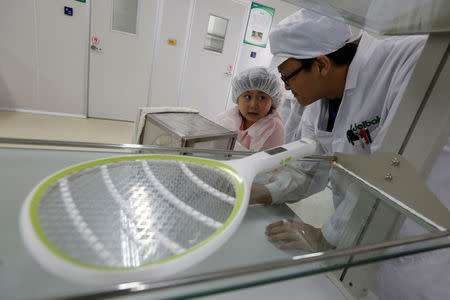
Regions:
[[112, 0, 138, 34], [204, 15, 228, 53], [283, 0, 450, 34], [1, 143, 448, 299]]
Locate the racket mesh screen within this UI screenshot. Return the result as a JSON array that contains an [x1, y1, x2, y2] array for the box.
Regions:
[[37, 159, 237, 268]]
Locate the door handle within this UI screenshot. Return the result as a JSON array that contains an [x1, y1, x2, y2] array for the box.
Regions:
[[90, 45, 103, 52]]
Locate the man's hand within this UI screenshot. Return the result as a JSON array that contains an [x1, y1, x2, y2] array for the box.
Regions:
[[250, 186, 273, 205], [265, 219, 334, 252]]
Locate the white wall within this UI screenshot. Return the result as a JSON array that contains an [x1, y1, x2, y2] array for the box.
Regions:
[[234, 0, 299, 74], [148, 0, 192, 108], [0, 0, 38, 111], [148, 0, 297, 111], [35, 0, 89, 116], [0, 0, 89, 117], [0, 0, 296, 119]]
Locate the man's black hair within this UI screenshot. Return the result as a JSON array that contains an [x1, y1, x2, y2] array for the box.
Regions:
[[297, 39, 360, 70]]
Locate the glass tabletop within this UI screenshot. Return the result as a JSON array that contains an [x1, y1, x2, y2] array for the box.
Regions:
[[283, 0, 450, 35], [0, 140, 448, 300]]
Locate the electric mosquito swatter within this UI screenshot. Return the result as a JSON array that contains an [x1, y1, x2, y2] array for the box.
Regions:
[[20, 138, 317, 285]]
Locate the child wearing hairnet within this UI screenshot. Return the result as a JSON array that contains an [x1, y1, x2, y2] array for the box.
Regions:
[[216, 67, 285, 152]]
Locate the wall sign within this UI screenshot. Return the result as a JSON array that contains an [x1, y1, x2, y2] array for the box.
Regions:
[[92, 36, 99, 45], [243, 2, 274, 48], [64, 6, 73, 16]]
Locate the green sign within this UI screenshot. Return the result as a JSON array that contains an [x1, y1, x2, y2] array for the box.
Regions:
[[243, 2, 275, 48]]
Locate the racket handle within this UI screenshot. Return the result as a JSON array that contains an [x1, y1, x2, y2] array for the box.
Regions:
[[248, 138, 318, 174]]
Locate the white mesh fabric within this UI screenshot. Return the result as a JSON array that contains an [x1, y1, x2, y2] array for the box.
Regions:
[[38, 159, 237, 268]]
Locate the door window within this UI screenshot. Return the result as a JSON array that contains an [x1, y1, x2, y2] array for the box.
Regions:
[[112, 0, 138, 34], [204, 15, 228, 53]]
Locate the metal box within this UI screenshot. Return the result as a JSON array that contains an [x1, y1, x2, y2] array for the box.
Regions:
[[141, 112, 237, 150]]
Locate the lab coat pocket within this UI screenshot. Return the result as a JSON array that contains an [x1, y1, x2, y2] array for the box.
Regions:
[[313, 129, 333, 154]]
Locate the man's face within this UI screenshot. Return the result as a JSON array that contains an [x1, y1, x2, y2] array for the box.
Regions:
[[278, 58, 326, 106]]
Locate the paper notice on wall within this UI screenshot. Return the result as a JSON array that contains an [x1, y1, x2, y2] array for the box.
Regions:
[[243, 2, 275, 48]]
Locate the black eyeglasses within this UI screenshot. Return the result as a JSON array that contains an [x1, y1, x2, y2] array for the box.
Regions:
[[280, 64, 306, 86]]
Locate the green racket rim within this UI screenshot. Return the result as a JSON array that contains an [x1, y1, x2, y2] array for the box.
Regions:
[[29, 155, 245, 271]]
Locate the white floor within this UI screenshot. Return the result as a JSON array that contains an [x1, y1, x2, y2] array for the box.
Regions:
[[0, 111, 134, 144]]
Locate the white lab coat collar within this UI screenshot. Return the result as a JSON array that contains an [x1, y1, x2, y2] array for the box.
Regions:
[[344, 32, 375, 93]]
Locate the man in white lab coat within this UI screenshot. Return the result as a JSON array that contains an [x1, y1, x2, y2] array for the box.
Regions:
[[252, 8, 427, 244], [251, 8, 449, 299]]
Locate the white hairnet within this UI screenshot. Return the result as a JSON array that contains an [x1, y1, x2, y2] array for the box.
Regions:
[[269, 9, 351, 67], [232, 67, 283, 108]]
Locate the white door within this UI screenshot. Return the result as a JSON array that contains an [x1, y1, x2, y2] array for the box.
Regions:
[[88, 0, 157, 121], [179, 0, 247, 121]]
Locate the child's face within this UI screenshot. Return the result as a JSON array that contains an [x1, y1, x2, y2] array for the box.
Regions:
[[237, 90, 273, 127]]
